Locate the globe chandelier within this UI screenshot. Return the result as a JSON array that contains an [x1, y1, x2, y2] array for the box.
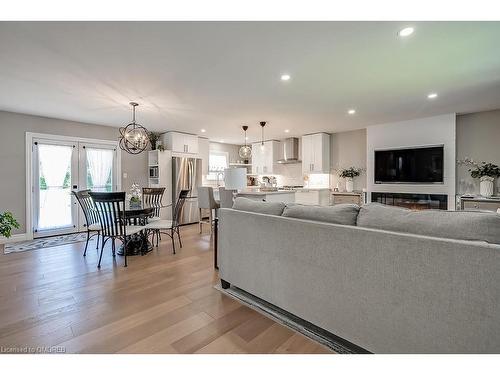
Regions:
[[238, 125, 252, 160], [119, 102, 149, 155]]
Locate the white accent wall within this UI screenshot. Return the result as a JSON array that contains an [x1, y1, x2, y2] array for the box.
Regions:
[[366, 114, 456, 210]]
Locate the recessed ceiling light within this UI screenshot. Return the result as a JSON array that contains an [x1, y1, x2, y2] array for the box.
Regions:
[[281, 74, 291, 81], [284, 129, 290, 133], [427, 93, 438, 99], [348, 109, 356, 115], [200, 129, 206, 133], [398, 27, 414, 37], [220, 139, 225, 143]]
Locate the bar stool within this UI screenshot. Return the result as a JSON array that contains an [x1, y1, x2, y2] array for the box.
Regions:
[[198, 186, 219, 233]]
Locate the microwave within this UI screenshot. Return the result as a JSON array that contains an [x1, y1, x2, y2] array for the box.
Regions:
[[149, 166, 159, 178]]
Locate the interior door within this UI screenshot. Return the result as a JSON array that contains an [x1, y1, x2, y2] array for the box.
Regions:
[[33, 139, 79, 237]]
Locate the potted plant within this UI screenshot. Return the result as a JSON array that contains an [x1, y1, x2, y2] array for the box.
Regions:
[[458, 158, 500, 197], [147, 131, 161, 151], [1, 212, 20, 251], [338, 167, 363, 193]]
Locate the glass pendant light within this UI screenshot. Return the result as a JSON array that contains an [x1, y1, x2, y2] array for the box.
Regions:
[[260, 121, 266, 150], [238, 125, 252, 160], [119, 102, 149, 155]]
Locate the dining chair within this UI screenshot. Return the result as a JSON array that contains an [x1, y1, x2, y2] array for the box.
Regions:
[[218, 187, 236, 208], [72, 190, 101, 256], [146, 189, 189, 254], [89, 191, 145, 268], [142, 187, 165, 222], [198, 186, 220, 233]]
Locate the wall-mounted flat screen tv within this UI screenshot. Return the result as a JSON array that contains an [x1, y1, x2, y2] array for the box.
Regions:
[[374, 145, 444, 184]]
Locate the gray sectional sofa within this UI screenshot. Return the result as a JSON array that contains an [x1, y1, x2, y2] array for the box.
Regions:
[[218, 198, 500, 353]]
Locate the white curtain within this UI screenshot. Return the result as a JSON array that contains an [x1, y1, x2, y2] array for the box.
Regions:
[[38, 144, 73, 230], [87, 148, 113, 191]]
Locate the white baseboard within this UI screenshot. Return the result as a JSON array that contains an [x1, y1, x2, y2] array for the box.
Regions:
[[0, 232, 31, 244]]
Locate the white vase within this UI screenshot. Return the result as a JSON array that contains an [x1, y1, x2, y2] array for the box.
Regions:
[[345, 178, 354, 193], [479, 177, 494, 197]]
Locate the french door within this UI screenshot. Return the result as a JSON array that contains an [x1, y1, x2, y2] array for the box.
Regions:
[[32, 137, 119, 238]]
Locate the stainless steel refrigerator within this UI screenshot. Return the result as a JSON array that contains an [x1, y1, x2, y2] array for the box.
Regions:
[[172, 156, 202, 225]]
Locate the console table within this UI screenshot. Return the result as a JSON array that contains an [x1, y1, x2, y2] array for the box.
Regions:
[[459, 196, 500, 212], [331, 191, 363, 206]]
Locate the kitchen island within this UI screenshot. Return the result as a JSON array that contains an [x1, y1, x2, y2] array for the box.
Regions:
[[236, 190, 296, 203]]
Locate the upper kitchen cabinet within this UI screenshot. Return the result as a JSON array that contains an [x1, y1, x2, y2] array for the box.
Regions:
[[251, 140, 280, 175], [302, 133, 330, 174], [198, 137, 210, 175], [163, 132, 199, 154]]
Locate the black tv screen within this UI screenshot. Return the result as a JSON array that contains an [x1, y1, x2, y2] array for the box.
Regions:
[[374, 146, 444, 184]]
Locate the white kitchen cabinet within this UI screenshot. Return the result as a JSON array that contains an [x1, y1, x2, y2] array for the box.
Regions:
[[163, 132, 199, 154], [198, 137, 209, 175], [301, 133, 330, 174], [147, 150, 173, 219], [251, 140, 280, 175], [295, 189, 330, 206]]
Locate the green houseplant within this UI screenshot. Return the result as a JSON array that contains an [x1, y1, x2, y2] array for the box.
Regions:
[[147, 131, 161, 150], [1, 211, 20, 240], [338, 167, 363, 193], [458, 158, 500, 197]]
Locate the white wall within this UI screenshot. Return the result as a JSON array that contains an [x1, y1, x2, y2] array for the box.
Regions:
[[456, 109, 500, 196], [366, 114, 456, 209], [330, 129, 367, 191]]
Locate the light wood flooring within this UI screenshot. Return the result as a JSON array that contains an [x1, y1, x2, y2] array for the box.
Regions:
[[0, 225, 332, 354]]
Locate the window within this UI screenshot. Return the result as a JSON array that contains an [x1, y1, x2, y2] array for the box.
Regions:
[[207, 151, 229, 180]]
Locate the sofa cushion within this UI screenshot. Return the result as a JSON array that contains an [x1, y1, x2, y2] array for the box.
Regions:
[[232, 197, 286, 216], [357, 203, 500, 244], [282, 203, 360, 226]]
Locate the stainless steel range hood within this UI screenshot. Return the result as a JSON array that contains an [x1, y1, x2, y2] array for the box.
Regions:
[[277, 137, 301, 164]]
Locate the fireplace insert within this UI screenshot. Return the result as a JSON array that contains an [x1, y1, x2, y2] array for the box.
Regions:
[[371, 192, 448, 210]]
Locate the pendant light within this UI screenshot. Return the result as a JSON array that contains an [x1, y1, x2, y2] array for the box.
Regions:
[[238, 125, 252, 160], [260, 121, 267, 150], [119, 102, 149, 155]]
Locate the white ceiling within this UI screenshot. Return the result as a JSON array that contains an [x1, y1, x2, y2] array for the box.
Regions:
[[1, 21, 500, 144]]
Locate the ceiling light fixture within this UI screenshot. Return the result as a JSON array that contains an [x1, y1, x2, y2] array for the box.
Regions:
[[239, 125, 252, 160], [427, 93, 438, 99], [260, 121, 267, 150], [398, 27, 414, 37], [200, 129, 206, 133], [284, 129, 290, 133], [119, 102, 149, 155], [281, 74, 291, 81], [348, 109, 356, 115]]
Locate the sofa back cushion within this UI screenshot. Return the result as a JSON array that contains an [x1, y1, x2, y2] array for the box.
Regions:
[[357, 203, 500, 244], [282, 204, 360, 226], [232, 197, 286, 216]]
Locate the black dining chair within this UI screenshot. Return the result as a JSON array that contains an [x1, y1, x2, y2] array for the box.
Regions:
[[146, 189, 189, 254], [142, 187, 165, 222], [72, 190, 101, 256], [89, 191, 145, 268]]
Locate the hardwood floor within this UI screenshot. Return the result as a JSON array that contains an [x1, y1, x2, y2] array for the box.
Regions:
[[0, 225, 332, 354]]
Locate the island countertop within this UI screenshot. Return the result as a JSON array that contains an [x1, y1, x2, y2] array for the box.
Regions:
[[237, 190, 296, 196]]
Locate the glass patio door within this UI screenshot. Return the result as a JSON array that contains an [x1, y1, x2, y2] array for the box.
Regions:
[[78, 143, 118, 231], [33, 139, 79, 237]]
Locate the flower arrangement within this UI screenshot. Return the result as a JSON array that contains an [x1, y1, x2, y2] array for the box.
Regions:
[[0, 212, 20, 238], [128, 183, 142, 207], [458, 158, 500, 180], [338, 167, 363, 179]]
